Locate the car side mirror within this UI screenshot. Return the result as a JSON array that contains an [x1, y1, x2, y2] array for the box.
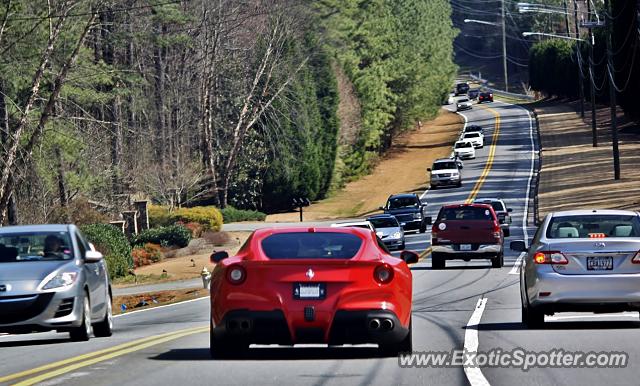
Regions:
[[400, 250, 420, 265], [507, 208, 513, 213], [85, 250, 103, 263], [510, 240, 527, 252], [211, 251, 229, 263], [427, 168, 432, 172]]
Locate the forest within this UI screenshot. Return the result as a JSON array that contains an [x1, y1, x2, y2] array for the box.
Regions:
[[0, 0, 457, 223]]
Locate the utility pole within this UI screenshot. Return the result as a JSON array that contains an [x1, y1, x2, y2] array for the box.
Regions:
[[573, 0, 585, 118], [604, 0, 620, 180], [501, 0, 508, 92], [563, 0, 571, 37], [586, 0, 598, 146]]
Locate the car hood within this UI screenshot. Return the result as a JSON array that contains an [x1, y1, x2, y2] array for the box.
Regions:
[[386, 208, 420, 215], [375, 227, 403, 237], [432, 169, 459, 175], [0, 260, 74, 281]]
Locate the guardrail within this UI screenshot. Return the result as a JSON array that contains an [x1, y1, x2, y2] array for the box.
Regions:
[[531, 110, 542, 226]]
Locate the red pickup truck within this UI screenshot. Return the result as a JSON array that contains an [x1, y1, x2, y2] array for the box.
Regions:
[[430, 203, 504, 269]]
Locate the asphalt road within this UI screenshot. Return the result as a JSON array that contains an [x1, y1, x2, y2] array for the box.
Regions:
[[2, 99, 639, 386]]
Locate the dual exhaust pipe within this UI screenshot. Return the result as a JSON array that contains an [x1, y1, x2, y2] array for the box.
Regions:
[[227, 319, 251, 332], [369, 318, 394, 331]]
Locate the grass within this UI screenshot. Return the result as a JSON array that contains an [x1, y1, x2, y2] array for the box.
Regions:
[[112, 272, 171, 286]]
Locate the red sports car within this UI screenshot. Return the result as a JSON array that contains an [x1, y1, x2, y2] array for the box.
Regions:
[[209, 227, 419, 358]]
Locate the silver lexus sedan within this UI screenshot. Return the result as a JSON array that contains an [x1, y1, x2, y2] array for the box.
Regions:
[[0, 224, 113, 341], [511, 209, 640, 327]]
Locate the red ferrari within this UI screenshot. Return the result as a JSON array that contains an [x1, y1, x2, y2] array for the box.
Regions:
[[209, 227, 419, 358]]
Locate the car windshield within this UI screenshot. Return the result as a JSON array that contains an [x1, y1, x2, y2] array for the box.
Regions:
[[458, 98, 469, 103], [455, 142, 472, 148], [368, 217, 398, 228], [546, 215, 640, 238], [467, 126, 482, 132], [438, 207, 494, 221], [0, 231, 74, 262], [464, 133, 480, 138], [387, 196, 419, 209], [262, 232, 363, 259], [433, 161, 458, 170]]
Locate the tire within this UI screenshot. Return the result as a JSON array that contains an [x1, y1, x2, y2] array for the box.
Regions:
[[491, 252, 504, 268], [419, 222, 427, 233], [210, 322, 248, 359], [70, 292, 92, 342], [380, 317, 412, 356], [399, 241, 406, 250], [504, 228, 510, 237], [432, 253, 445, 269], [93, 294, 113, 337], [430, 185, 436, 190], [456, 181, 462, 188], [522, 303, 544, 328]]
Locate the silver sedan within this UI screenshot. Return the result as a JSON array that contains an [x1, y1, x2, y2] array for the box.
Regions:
[[0, 224, 113, 340], [511, 209, 640, 327]]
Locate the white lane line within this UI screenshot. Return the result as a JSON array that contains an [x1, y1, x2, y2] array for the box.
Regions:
[[114, 296, 209, 318], [547, 312, 640, 321], [509, 252, 525, 275], [464, 297, 490, 386]]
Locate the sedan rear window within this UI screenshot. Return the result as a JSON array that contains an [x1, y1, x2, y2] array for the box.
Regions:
[[387, 196, 419, 209], [438, 207, 494, 221], [262, 232, 363, 259], [546, 215, 640, 238]]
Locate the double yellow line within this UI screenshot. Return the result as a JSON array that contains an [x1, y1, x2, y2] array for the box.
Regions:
[[419, 106, 501, 262], [0, 325, 208, 386]]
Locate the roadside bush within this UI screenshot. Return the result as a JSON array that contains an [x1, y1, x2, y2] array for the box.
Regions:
[[132, 243, 163, 267], [172, 206, 223, 231], [133, 225, 192, 248], [178, 221, 204, 238], [220, 206, 266, 223], [80, 224, 133, 278], [148, 205, 173, 228], [49, 198, 109, 225]]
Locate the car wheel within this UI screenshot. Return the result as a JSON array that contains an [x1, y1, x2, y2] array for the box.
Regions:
[[93, 293, 113, 337], [399, 241, 406, 250], [70, 292, 92, 342], [210, 322, 248, 359], [380, 317, 412, 356], [491, 253, 504, 268], [457, 181, 462, 188], [432, 253, 445, 269], [430, 184, 436, 190], [522, 303, 544, 328], [419, 222, 427, 233], [504, 228, 510, 237]]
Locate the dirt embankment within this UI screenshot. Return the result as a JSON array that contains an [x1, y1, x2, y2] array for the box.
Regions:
[[534, 100, 640, 216], [267, 109, 463, 222]]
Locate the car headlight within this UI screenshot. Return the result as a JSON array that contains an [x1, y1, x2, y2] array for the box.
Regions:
[[42, 272, 78, 290], [391, 231, 402, 239], [414, 213, 422, 219]]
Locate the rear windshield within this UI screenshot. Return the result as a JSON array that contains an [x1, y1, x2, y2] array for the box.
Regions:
[[368, 217, 398, 228], [387, 196, 419, 209], [0, 232, 74, 262], [476, 201, 506, 212], [438, 207, 494, 221], [433, 161, 458, 170], [262, 232, 363, 259], [546, 215, 640, 238]]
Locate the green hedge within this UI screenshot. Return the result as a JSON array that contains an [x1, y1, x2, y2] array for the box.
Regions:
[[133, 225, 192, 248], [148, 205, 223, 231], [220, 206, 266, 223], [80, 224, 133, 279]]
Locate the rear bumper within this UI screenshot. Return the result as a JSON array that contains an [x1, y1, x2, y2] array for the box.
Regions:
[[212, 309, 409, 346], [432, 243, 502, 259], [529, 272, 640, 312], [431, 178, 461, 186]]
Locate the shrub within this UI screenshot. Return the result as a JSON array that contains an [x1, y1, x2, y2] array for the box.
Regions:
[[179, 221, 204, 238], [49, 198, 109, 225], [148, 205, 173, 228], [132, 247, 151, 268], [220, 206, 266, 223], [80, 224, 133, 278], [133, 225, 192, 248], [143, 243, 163, 263], [172, 206, 223, 231]]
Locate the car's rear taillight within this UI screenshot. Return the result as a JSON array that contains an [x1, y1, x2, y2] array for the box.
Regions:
[[533, 251, 569, 265], [493, 223, 501, 239], [374, 264, 394, 284], [227, 265, 246, 285], [632, 251, 640, 264]]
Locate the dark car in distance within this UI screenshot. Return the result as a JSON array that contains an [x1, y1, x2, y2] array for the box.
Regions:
[[467, 89, 480, 100], [380, 194, 431, 233], [455, 82, 470, 96], [478, 91, 493, 103]]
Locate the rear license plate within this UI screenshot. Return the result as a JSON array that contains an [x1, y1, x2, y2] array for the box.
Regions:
[[293, 283, 326, 300], [587, 256, 613, 270], [459, 244, 472, 251]]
